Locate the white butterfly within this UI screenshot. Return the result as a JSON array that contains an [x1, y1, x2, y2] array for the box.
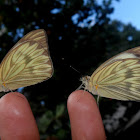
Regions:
[[0, 29, 53, 92], [81, 46, 140, 100]]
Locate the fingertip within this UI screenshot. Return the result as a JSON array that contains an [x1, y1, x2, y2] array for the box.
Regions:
[[67, 90, 97, 109], [0, 92, 40, 140], [67, 90, 106, 140], [0, 92, 27, 104], [67, 90, 98, 121]]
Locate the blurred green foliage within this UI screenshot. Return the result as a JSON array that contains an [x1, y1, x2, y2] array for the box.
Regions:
[[38, 104, 67, 139], [0, 0, 140, 139]]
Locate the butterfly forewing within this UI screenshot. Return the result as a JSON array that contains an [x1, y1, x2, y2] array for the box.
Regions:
[[0, 29, 53, 92]]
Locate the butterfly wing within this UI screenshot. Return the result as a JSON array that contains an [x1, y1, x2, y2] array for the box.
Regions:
[[11, 29, 49, 51], [93, 46, 140, 75], [0, 29, 53, 91], [91, 58, 140, 100]]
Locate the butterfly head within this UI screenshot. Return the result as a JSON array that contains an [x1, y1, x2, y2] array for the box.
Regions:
[[80, 76, 98, 95], [80, 76, 92, 91]]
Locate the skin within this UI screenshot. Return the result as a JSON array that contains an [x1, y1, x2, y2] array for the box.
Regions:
[[0, 90, 106, 140]]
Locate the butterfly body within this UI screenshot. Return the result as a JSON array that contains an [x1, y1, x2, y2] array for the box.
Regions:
[[82, 46, 140, 101], [0, 29, 53, 92]]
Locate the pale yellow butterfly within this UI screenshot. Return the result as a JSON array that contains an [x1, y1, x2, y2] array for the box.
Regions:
[[81, 46, 140, 100], [0, 29, 53, 92]]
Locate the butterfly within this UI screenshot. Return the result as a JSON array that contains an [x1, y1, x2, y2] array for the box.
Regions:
[[0, 29, 53, 92], [81, 46, 140, 100]]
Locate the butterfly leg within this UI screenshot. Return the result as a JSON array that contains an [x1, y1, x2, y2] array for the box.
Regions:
[[2, 85, 5, 92], [97, 95, 100, 106], [76, 83, 84, 90]]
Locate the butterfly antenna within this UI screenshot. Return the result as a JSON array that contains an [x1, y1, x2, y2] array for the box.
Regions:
[[70, 65, 81, 74], [61, 57, 82, 76]]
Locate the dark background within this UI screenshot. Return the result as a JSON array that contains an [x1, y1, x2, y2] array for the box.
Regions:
[[0, 0, 140, 139]]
